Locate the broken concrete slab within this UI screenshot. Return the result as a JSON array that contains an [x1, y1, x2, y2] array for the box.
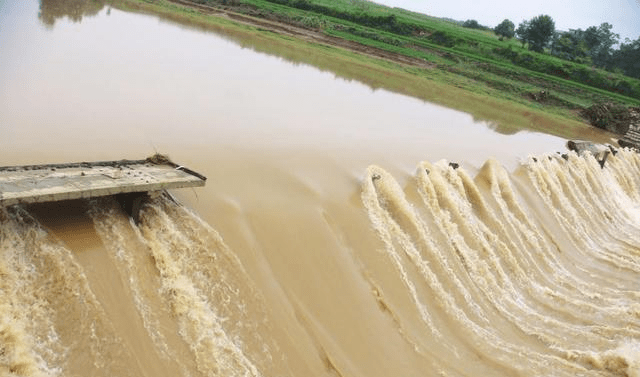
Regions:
[[0, 158, 206, 207]]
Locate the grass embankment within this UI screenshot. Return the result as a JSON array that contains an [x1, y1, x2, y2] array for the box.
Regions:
[[112, 0, 635, 140], [236, 0, 640, 101]]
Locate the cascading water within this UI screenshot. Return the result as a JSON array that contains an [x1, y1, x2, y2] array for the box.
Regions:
[[362, 149, 640, 377], [2, 150, 639, 377]]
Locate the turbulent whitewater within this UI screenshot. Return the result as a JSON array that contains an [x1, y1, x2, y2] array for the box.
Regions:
[[1, 149, 640, 377]]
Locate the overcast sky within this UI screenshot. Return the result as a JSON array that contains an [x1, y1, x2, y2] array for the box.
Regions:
[[374, 0, 640, 42]]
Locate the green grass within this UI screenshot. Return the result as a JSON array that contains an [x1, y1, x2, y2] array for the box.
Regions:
[[108, 0, 621, 142], [225, 0, 640, 102]]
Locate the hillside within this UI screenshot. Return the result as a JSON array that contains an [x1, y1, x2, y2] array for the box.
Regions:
[[188, 0, 640, 125]]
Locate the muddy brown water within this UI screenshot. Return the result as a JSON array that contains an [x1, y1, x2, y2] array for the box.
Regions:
[[2, 2, 640, 377]]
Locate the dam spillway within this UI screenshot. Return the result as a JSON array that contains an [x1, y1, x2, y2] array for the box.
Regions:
[[1, 149, 640, 377]]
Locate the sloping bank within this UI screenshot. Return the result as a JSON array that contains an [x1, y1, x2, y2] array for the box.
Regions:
[[111, 0, 614, 141]]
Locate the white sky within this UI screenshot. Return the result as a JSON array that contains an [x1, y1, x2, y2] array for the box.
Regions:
[[374, 0, 640, 42]]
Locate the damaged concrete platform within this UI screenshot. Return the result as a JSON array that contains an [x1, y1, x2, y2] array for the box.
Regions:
[[0, 156, 206, 207]]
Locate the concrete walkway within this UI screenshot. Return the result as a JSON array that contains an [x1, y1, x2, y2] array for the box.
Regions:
[[0, 159, 206, 206]]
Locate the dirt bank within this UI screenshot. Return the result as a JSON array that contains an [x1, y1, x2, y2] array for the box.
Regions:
[[165, 0, 435, 69]]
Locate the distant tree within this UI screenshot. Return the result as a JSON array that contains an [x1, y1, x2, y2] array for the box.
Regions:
[[494, 19, 515, 40], [550, 29, 590, 63], [463, 19, 481, 29], [525, 15, 555, 52], [583, 23, 619, 67], [612, 37, 640, 79], [515, 20, 530, 48]]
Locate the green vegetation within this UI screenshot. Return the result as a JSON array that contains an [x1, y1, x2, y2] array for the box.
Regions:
[[39, 0, 639, 138], [613, 38, 640, 80], [494, 19, 515, 40], [548, 22, 640, 81], [96, 0, 611, 139], [462, 19, 490, 31], [516, 15, 555, 53], [198, 0, 640, 102]]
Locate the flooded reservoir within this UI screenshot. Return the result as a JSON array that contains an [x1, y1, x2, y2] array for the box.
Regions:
[[1, 1, 639, 376]]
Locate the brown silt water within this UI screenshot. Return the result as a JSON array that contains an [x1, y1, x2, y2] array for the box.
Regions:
[[1, 2, 639, 377]]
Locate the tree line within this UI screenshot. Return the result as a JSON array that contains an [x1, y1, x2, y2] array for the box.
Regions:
[[488, 16, 640, 79]]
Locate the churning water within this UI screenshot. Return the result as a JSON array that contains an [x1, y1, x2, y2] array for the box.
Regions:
[[2, 1, 639, 376], [2, 150, 640, 377]]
